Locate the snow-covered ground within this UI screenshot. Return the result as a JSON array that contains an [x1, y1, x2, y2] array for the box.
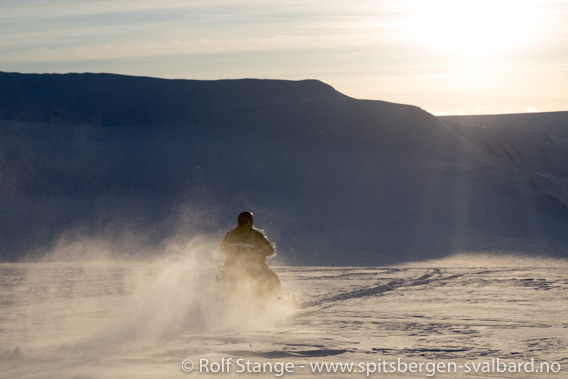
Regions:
[[1, 251, 566, 378]]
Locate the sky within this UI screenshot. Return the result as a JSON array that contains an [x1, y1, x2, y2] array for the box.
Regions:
[[1, 0, 567, 115]]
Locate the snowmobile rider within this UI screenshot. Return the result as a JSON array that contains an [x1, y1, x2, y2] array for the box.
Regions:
[[220, 211, 275, 273]]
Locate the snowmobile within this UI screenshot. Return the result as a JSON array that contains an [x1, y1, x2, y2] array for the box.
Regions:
[[216, 246, 298, 308]]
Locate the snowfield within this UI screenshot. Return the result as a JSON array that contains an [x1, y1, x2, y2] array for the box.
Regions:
[[1, 74, 567, 378], [1, 253, 566, 378]]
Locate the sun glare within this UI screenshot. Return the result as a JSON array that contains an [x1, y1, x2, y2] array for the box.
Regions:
[[409, 0, 538, 58]]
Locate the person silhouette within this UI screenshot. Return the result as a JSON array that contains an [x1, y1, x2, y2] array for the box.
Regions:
[[220, 211, 280, 297]]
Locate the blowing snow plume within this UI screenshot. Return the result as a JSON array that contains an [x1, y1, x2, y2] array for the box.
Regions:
[[82, 239, 295, 349], [0, 235, 297, 375]]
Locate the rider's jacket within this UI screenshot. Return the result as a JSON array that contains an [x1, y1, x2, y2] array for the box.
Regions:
[[220, 224, 274, 269]]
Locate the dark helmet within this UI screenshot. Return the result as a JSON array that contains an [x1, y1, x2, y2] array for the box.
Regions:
[[237, 211, 254, 226]]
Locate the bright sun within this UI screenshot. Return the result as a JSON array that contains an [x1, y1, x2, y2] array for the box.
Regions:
[[409, 0, 537, 58]]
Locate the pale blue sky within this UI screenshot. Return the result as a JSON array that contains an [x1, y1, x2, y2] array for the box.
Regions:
[[2, 0, 567, 115]]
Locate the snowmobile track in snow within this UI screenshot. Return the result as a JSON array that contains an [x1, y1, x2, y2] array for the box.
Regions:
[[299, 268, 447, 309]]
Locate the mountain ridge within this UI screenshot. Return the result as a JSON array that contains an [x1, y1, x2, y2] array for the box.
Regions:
[[439, 111, 568, 138], [1, 72, 567, 264], [0, 72, 352, 127]]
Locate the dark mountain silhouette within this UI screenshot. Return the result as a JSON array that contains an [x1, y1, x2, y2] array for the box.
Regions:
[[440, 112, 568, 138], [0, 72, 348, 127], [1, 72, 567, 264]]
